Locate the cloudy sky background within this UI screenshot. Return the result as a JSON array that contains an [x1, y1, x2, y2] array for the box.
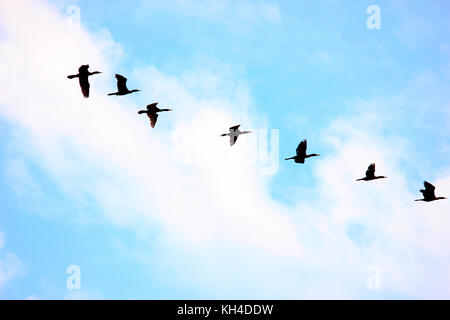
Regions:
[[0, 0, 449, 299]]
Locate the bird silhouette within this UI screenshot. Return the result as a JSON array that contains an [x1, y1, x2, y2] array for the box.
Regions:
[[356, 163, 387, 181], [284, 139, 319, 163], [415, 181, 447, 202], [138, 103, 172, 128], [108, 74, 140, 96], [220, 125, 251, 146], [67, 64, 101, 98]]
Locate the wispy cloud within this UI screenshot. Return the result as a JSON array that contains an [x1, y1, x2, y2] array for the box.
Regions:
[[0, 231, 27, 295]]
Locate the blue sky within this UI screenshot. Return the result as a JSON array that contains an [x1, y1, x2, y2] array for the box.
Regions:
[[0, 0, 449, 299]]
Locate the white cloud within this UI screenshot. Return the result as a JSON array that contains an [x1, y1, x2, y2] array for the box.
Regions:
[[0, 0, 449, 299], [0, 231, 26, 294]]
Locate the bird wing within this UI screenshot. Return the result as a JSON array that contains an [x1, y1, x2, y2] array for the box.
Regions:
[[366, 163, 376, 178], [424, 181, 435, 191], [423, 181, 436, 198], [79, 77, 90, 98], [146, 103, 159, 112], [230, 135, 238, 146], [229, 125, 240, 132], [296, 140, 307, 156], [115, 74, 128, 92], [148, 113, 158, 128]]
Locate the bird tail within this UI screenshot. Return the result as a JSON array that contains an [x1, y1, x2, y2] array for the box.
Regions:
[[82, 88, 89, 98]]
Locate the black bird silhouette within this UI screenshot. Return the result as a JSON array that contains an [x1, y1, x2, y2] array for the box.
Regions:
[[415, 181, 447, 202], [220, 125, 251, 146], [108, 74, 140, 96], [284, 139, 319, 163], [67, 64, 101, 98], [138, 103, 172, 128], [356, 163, 387, 181]]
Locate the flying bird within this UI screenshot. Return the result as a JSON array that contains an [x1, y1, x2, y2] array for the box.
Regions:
[[284, 139, 319, 163], [220, 125, 251, 146], [138, 103, 172, 128], [356, 163, 387, 181], [67, 64, 101, 98], [415, 181, 447, 202], [108, 74, 141, 96]]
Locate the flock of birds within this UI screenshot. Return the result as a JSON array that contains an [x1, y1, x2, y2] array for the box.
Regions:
[[67, 64, 447, 203]]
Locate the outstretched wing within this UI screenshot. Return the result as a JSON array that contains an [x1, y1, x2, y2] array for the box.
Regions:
[[230, 135, 238, 146], [146, 102, 159, 112], [229, 125, 240, 132], [115, 74, 128, 92], [366, 163, 376, 179], [148, 113, 158, 128], [79, 77, 90, 98], [296, 140, 307, 157], [424, 181, 435, 191], [423, 181, 436, 198]]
